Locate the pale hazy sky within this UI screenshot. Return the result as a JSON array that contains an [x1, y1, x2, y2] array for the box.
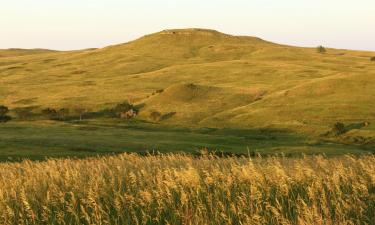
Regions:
[[1, 0, 374, 51]]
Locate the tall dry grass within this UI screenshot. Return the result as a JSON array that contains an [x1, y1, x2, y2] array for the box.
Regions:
[[0, 153, 374, 225]]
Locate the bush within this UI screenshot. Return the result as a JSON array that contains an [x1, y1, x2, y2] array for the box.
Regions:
[[0, 105, 11, 123], [317, 45, 326, 53], [41, 108, 70, 121], [74, 107, 89, 121], [57, 108, 70, 120], [152, 89, 164, 95], [41, 108, 58, 120], [332, 122, 347, 136], [114, 102, 133, 113], [13, 107, 36, 120], [0, 115, 11, 123], [371, 57, 375, 61], [112, 101, 138, 118], [0, 105, 9, 117], [160, 112, 176, 121], [150, 111, 162, 122]]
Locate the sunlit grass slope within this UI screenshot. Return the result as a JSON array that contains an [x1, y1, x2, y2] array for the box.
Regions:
[[0, 153, 373, 224], [1, 28, 375, 131], [0, 49, 56, 58]]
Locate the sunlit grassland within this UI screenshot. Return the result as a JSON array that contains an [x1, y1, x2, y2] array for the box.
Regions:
[[0, 153, 373, 224], [1, 29, 375, 133]]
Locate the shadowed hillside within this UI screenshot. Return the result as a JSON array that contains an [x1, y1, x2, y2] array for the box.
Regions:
[[1, 28, 375, 133]]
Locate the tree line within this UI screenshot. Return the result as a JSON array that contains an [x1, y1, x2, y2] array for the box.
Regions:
[[0, 101, 139, 123], [0, 105, 11, 123]]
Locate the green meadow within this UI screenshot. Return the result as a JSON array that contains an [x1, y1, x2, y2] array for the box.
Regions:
[[0, 119, 372, 161]]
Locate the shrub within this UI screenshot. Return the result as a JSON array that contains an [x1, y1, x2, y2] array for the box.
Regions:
[[187, 83, 198, 89], [41, 108, 69, 121], [112, 101, 138, 118], [41, 108, 58, 120], [0, 115, 11, 123], [0, 105, 11, 123], [57, 108, 70, 120], [160, 112, 176, 121], [13, 107, 35, 120], [332, 122, 346, 136], [152, 89, 164, 95], [150, 111, 162, 122], [0, 105, 9, 117], [114, 102, 133, 112], [371, 56, 375, 61], [74, 107, 89, 121], [317, 45, 326, 53]]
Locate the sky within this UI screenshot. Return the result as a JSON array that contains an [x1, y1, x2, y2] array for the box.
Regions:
[[1, 0, 375, 51]]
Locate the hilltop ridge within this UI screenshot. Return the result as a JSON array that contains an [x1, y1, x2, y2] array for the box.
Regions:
[[136, 28, 267, 43]]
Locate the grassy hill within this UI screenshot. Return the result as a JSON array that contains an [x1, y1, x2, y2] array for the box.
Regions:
[[1, 28, 375, 134], [0, 48, 56, 58]]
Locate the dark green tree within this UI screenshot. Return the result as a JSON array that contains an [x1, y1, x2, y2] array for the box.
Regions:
[[0, 105, 11, 123], [332, 122, 346, 136], [57, 108, 70, 120], [74, 107, 89, 121], [317, 45, 326, 54], [113, 101, 136, 117], [13, 107, 34, 120], [41, 108, 58, 120], [0, 105, 9, 117]]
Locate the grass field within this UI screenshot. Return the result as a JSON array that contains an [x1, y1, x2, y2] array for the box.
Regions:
[[0, 119, 373, 161], [0, 153, 373, 224]]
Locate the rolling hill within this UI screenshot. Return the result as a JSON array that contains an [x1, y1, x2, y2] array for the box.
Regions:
[[1, 28, 375, 134]]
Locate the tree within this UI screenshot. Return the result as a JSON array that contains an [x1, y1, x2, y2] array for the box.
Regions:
[[112, 101, 138, 118], [332, 122, 346, 136], [42, 108, 70, 120], [317, 45, 326, 54], [57, 108, 70, 121], [0, 105, 9, 117], [41, 108, 58, 120], [114, 102, 133, 114], [0, 105, 11, 123], [74, 107, 88, 121], [13, 107, 34, 120]]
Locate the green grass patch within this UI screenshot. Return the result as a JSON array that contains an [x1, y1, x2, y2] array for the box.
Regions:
[[0, 120, 372, 161]]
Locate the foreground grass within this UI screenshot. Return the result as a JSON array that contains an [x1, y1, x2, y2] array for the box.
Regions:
[[0, 154, 374, 224]]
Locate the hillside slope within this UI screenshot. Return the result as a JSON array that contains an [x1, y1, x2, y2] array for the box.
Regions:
[[1, 28, 375, 132]]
